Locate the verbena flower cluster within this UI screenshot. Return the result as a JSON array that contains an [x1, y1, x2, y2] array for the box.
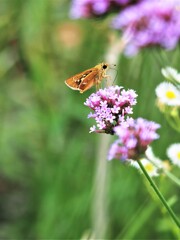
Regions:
[[70, 0, 138, 19], [112, 0, 180, 56], [108, 118, 161, 161], [84, 86, 137, 134], [70, 0, 180, 56]]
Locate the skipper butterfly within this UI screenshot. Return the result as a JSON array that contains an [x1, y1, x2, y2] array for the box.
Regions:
[[65, 63, 115, 93]]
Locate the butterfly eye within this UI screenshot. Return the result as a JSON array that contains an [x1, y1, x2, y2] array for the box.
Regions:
[[102, 64, 107, 69]]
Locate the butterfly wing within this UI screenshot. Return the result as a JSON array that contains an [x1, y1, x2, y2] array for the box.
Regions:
[[65, 67, 100, 93], [65, 69, 92, 89], [79, 69, 100, 93]]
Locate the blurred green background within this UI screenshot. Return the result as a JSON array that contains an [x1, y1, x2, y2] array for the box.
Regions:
[[0, 0, 179, 239]]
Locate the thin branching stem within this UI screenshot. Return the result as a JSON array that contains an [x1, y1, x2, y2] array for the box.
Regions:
[[137, 160, 180, 229]]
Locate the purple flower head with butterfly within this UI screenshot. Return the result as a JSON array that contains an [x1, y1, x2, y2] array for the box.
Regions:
[[84, 85, 137, 134]]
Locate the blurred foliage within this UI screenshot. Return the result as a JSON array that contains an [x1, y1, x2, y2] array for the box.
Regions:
[[0, 0, 179, 239]]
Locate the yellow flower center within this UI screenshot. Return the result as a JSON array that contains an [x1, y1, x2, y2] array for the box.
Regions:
[[145, 163, 154, 172], [177, 151, 180, 160], [166, 90, 176, 99]]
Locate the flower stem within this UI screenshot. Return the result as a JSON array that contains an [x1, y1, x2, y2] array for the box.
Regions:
[[147, 158, 180, 187], [161, 169, 180, 187], [137, 160, 180, 229], [92, 134, 110, 238]]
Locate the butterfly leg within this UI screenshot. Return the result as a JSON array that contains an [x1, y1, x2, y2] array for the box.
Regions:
[[95, 81, 100, 90]]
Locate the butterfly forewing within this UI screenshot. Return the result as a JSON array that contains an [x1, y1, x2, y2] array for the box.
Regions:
[[65, 67, 100, 93], [65, 69, 92, 89], [65, 63, 112, 93], [78, 69, 100, 92]]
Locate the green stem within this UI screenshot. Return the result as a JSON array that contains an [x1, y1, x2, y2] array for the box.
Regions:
[[160, 168, 180, 187], [147, 158, 180, 187], [165, 112, 180, 133], [137, 160, 180, 229], [92, 134, 110, 239]]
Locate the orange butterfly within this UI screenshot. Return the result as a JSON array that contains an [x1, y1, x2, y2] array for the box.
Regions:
[[65, 62, 116, 93]]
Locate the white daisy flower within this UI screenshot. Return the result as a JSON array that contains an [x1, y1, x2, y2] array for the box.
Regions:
[[161, 66, 180, 84], [167, 143, 180, 167], [145, 146, 162, 166], [155, 82, 180, 106], [146, 146, 171, 171], [129, 158, 159, 177]]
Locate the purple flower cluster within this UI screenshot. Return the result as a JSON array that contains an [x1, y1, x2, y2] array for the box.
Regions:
[[108, 118, 161, 161], [84, 86, 137, 134], [112, 0, 180, 56], [70, 0, 137, 18]]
